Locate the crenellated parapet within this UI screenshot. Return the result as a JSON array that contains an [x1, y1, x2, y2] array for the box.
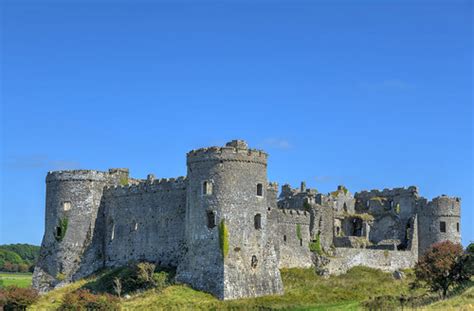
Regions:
[[103, 176, 187, 198], [187, 142, 268, 166], [419, 195, 461, 217], [46, 170, 109, 182]]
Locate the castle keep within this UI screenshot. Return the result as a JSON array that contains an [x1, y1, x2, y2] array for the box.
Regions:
[[33, 140, 461, 299]]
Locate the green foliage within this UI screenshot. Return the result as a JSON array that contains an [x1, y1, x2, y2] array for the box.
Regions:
[[0, 244, 39, 273], [57, 273, 66, 282], [218, 220, 229, 259], [383, 250, 389, 258], [395, 203, 401, 214], [309, 233, 323, 255], [0, 251, 23, 268], [55, 218, 69, 242], [82, 262, 174, 296], [303, 202, 311, 211], [119, 176, 129, 186], [414, 240, 468, 298], [296, 224, 302, 240], [58, 289, 120, 311], [0, 244, 40, 264], [0, 286, 39, 310]]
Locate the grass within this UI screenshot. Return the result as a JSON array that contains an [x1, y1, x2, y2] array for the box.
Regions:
[[426, 281, 474, 310], [0, 272, 32, 288], [26, 267, 474, 310]]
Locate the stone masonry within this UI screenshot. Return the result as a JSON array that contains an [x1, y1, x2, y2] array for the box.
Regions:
[[33, 140, 461, 299]]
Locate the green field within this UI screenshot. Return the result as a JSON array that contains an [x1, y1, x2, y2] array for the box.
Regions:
[[0, 272, 33, 288]]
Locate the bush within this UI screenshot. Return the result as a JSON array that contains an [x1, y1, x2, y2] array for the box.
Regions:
[[83, 262, 174, 296], [0, 286, 39, 310], [59, 289, 120, 311], [414, 240, 468, 298]]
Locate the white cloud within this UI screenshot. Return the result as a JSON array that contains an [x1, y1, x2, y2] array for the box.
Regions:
[[261, 138, 292, 150]]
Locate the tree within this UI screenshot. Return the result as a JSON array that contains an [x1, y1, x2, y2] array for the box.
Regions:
[[414, 241, 469, 298]]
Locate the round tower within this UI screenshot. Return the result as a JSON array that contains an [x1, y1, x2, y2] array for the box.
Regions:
[[32, 170, 109, 292], [418, 195, 461, 255], [176, 140, 283, 299]]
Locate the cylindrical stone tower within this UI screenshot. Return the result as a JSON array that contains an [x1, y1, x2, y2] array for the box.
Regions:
[[176, 140, 283, 300], [418, 195, 461, 255], [32, 170, 110, 292]]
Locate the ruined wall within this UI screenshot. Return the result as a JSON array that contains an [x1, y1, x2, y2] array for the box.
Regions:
[[417, 195, 461, 255], [102, 177, 187, 268], [324, 248, 416, 275], [273, 209, 312, 268], [355, 187, 419, 245]]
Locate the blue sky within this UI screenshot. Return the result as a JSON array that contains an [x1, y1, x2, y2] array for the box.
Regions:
[[1, 1, 472, 246]]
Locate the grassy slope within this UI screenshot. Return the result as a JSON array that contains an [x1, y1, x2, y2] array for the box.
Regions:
[[29, 267, 420, 310], [0, 272, 32, 288], [426, 285, 474, 310], [27, 267, 474, 310]]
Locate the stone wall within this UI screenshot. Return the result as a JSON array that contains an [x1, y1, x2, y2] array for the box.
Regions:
[[272, 209, 312, 268], [324, 248, 417, 275], [102, 177, 187, 268]]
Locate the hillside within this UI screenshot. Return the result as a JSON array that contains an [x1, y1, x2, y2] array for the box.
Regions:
[[29, 267, 424, 310], [0, 244, 40, 272]]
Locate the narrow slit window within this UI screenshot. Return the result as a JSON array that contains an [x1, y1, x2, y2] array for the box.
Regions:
[[56, 226, 62, 238], [283, 235, 287, 242], [299, 239, 303, 246], [256, 183, 263, 197], [111, 224, 115, 241], [440, 221, 446, 233], [254, 214, 262, 230], [457, 222, 460, 232], [207, 211, 216, 229]]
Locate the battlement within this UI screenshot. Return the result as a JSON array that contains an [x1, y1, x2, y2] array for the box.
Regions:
[[104, 176, 187, 197], [355, 186, 419, 198], [275, 208, 311, 225], [268, 182, 279, 192], [187, 140, 267, 165], [422, 195, 461, 216], [46, 170, 109, 182]]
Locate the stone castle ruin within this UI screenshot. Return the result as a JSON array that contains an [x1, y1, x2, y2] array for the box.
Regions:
[[33, 140, 461, 299]]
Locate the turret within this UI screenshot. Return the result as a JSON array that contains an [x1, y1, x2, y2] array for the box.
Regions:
[[176, 140, 283, 299], [33, 169, 125, 292], [417, 195, 461, 255]]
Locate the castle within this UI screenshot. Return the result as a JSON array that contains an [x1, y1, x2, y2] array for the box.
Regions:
[[33, 140, 461, 299]]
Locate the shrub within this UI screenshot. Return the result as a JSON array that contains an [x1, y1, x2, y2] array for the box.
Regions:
[[119, 177, 128, 186], [309, 233, 323, 255], [59, 289, 120, 311], [414, 240, 468, 298], [219, 220, 229, 259], [362, 295, 399, 310], [0, 286, 39, 311]]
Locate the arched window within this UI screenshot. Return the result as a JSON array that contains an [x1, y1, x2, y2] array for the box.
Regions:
[[256, 183, 263, 197], [254, 214, 262, 229], [207, 211, 216, 228], [203, 181, 213, 195]]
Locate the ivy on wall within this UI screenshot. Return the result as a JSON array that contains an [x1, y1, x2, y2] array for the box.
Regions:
[[219, 220, 229, 259], [296, 224, 302, 240], [309, 233, 323, 255]]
